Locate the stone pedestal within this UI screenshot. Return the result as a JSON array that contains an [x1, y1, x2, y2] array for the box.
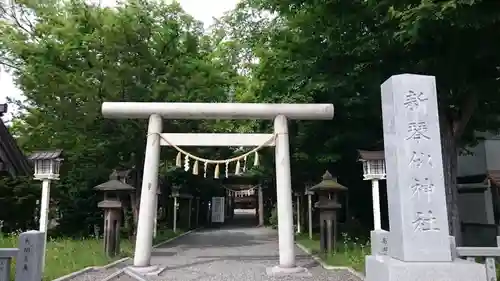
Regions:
[[318, 204, 340, 254], [366, 256, 486, 281], [98, 200, 122, 257]]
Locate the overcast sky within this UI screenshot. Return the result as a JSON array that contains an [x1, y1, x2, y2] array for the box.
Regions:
[[0, 0, 239, 120]]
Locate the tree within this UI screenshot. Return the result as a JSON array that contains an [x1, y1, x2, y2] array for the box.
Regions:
[[221, 0, 500, 241], [375, 0, 500, 241], [0, 0, 237, 235], [0, 176, 39, 232]]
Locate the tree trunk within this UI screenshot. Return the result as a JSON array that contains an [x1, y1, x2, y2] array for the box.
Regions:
[[441, 119, 462, 245]]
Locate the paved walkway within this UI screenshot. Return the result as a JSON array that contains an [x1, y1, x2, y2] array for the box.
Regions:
[[69, 210, 362, 281]]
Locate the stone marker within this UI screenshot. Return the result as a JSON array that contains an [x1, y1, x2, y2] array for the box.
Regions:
[[0, 248, 18, 281], [365, 74, 487, 281], [15, 230, 45, 281], [370, 230, 389, 256]]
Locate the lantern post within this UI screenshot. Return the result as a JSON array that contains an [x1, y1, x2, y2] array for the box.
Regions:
[[294, 191, 302, 234], [28, 149, 64, 271], [358, 150, 386, 230], [154, 188, 161, 238], [171, 185, 181, 233], [304, 182, 314, 239]]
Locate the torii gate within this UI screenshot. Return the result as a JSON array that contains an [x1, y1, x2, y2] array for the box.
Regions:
[[101, 102, 334, 275]]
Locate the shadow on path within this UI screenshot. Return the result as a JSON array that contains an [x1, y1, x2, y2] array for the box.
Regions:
[[157, 209, 270, 250], [147, 209, 362, 281]]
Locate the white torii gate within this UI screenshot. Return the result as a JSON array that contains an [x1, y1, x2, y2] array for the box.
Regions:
[[101, 102, 334, 275]]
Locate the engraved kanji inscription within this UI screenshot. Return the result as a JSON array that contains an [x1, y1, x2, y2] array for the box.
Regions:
[[412, 210, 440, 232], [21, 238, 31, 272], [409, 151, 433, 168], [410, 177, 435, 202], [406, 121, 430, 141], [381, 237, 388, 254], [404, 90, 428, 111]]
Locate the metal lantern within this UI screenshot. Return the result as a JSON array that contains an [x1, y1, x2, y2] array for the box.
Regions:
[[29, 150, 64, 180], [358, 150, 386, 180]]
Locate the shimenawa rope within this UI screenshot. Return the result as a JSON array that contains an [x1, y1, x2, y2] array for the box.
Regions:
[[148, 132, 276, 179]]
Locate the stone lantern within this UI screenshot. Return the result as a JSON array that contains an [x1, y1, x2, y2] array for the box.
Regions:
[[94, 174, 135, 257], [309, 170, 348, 254]]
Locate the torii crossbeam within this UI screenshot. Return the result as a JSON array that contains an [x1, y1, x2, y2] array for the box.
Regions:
[[101, 102, 334, 275]]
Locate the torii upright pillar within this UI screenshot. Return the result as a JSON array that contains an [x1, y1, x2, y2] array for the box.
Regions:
[[101, 102, 334, 275]]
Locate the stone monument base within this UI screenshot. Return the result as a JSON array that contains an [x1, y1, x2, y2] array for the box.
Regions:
[[365, 255, 487, 281]]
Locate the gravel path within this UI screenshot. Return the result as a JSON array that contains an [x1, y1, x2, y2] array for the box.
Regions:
[[144, 210, 361, 281], [63, 268, 120, 281], [65, 210, 363, 281]]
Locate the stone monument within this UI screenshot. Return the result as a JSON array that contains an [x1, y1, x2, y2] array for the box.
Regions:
[[365, 74, 487, 281], [15, 231, 45, 281], [0, 247, 16, 281]]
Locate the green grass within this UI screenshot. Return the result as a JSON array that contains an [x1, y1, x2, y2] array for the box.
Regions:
[[296, 232, 369, 273], [0, 228, 183, 280], [297, 233, 500, 277]]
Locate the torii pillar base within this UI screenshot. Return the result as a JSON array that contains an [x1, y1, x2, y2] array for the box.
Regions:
[[266, 265, 310, 277], [127, 265, 166, 276]]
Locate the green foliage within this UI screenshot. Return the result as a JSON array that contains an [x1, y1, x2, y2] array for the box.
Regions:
[[0, 0, 239, 235], [216, 0, 500, 236], [296, 232, 369, 273], [4, 0, 500, 241], [0, 228, 180, 280], [0, 176, 39, 232]]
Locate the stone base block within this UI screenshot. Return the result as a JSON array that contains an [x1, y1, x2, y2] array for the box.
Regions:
[[370, 230, 389, 256], [365, 255, 487, 281], [266, 265, 311, 277]]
